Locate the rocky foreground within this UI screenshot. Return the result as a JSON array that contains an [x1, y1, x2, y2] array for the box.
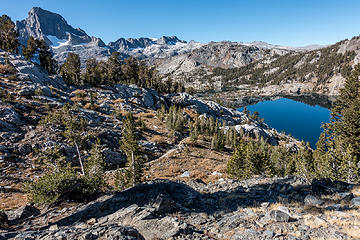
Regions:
[[1, 177, 360, 239]]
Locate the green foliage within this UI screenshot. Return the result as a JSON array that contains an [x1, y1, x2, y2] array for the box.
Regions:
[[0, 15, 19, 53], [211, 43, 356, 90], [23, 36, 37, 61], [118, 112, 144, 188], [211, 130, 225, 151], [28, 141, 106, 204], [81, 54, 184, 93], [61, 52, 81, 85], [166, 105, 187, 132], [37, 39, 58, 75], [227, 138, 298, 180], [314, 64, 360, 183]]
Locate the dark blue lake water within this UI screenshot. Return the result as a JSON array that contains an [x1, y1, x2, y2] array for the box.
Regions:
[[239, 98, 331, 148]]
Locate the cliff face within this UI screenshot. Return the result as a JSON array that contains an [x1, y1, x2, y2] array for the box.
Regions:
[[16, 7, 91, 46]]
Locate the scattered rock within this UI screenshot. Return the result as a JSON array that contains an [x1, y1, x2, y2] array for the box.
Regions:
[[304, 194, 324, 207], [8, 204, 40, 222], [0, 211, 7, 227], [268, 209, 290, 222], [351, 197, 360, 207], [153, 194, 178, 214]]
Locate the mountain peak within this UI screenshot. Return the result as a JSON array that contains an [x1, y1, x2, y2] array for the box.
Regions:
[[16, 7, 90, 46]]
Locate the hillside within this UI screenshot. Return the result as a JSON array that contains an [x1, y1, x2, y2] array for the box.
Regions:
[[157, 37, 360, 102]]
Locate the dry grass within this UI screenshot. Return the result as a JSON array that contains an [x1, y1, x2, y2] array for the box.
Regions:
[[137, 112, 155, 118], [71, 89, 87, 97], [303, 214, 329, 228], [351, 185, 360, 197], [113, 98, 125, 104], [0, 192, 28, 210], [145, 140, 230, 183], [151, 135, 169, 144], [0, 64, 16, 74], [84, 103, 99, 111], [322, 209, 360, 238]]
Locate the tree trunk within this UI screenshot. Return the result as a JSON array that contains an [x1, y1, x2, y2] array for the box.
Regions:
[[131, 151, 135, 186], [75, 141, 85, 175]]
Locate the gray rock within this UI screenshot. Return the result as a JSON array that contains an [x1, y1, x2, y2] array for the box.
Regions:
[[18, 86, 35, 96], [8, 204, 40, 222], [0, 106, 23, 127], [153, 194, 178, 214], [351, 197, 360, 207], [39, 86, 53, 97], [0, 211, 7, 226], [337, 192, 354, 202], [268, 209, 290, 222], [103, 149, 126, 169], [264, 230, 274, 238], [304, 194, 324, 207], [17, 143, 32, 155]]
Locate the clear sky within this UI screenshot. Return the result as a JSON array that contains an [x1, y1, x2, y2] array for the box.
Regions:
[[2, 0, 360, 46]]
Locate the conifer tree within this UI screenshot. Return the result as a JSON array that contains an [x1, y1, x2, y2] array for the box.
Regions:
[[37, 39, 57, 74], [60, 52, 81, 85], [0, 15, 19, 53], [83, 58, 98, 86], [120, 113, 144, 186], [107, 52, 122, 83], [23, 36, 37, 61], [318, 64, 360, 182]]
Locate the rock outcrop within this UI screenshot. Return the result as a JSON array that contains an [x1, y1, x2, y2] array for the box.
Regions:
[[2, 177, 359, 239]]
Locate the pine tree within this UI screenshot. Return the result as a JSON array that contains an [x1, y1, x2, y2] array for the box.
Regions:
[[295, 143, 315, 182], [0, 15, 19, 53], [60, 52, 81, 85], [37, 39, 57, 74], [313, 133, 332, 179], [107, 52, 122, 83], [83, 58, 99, 86], [227, 139, 247, 178], [120, 113, 144, 187], [84, 139, 106, 193], [23, 36, 37, 61], [319, 64, 360, 183]]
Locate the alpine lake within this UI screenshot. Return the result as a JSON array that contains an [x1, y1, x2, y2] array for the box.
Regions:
[[238, 94, 333, 148]]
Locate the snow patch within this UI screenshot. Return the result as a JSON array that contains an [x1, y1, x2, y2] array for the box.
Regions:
[[47, 35, 68, 47]]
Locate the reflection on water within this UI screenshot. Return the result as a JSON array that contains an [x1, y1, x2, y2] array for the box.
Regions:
[[239, 97, 331, 148]]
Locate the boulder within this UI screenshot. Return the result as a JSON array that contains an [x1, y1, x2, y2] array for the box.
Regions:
[[0, 211, 7, 227], [304, 194, 324, 207], [153, 194, 178, 214], [268, 209, 290, 222], [351, 197, 360, 207], [103, 149, 126, 169], [8, 204, 40, 222]]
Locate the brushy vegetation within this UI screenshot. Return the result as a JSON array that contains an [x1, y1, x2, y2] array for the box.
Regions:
[[28, 105, 107, 204], [27, 140, 106, 204], [115, 112, 144, 189]]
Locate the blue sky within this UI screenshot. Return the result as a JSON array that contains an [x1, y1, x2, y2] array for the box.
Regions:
[[2, 0, 360, 46]]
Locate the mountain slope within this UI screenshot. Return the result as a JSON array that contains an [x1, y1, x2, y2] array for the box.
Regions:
[[156, 36, 360, 98], [109, 36, 203, 60]]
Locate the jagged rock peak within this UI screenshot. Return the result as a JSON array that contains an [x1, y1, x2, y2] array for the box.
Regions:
[[108, 35, 187, 51], [16, 7, 91, 45]]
